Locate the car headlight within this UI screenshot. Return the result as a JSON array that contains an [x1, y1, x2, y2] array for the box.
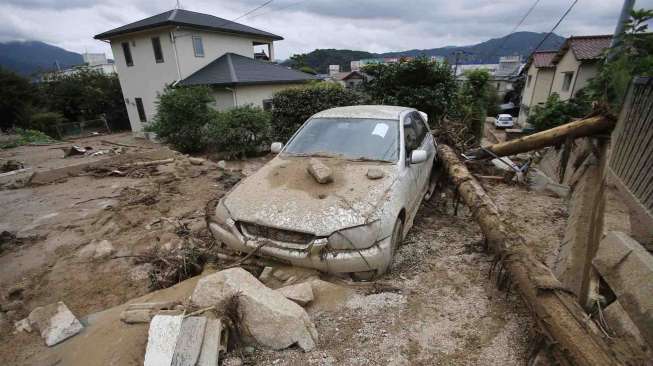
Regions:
[[327, 221, 381, 250]]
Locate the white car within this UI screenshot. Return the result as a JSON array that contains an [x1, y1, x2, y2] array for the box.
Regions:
[[208, 105, 437, 280], [494, 114, 514, 128]]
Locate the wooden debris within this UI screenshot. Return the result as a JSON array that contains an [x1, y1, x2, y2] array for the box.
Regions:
[[464, 116, 615, 160], [437, 144, 623, 366]]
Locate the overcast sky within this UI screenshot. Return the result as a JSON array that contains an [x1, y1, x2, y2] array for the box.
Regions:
[[1, 0, 652, 60]]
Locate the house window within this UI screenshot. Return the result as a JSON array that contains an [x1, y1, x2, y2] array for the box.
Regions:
[[562, 72, 574, 91], [122, 42, 133, 66], [192, 36, 204, 57], [527, 75, 533, 88], [151, 37, 164, 63], [135, 98, 147, 122], [262, 99, 273, 111]]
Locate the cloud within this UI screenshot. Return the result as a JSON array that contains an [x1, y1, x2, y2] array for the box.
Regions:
[[0, 0, 651, 59]]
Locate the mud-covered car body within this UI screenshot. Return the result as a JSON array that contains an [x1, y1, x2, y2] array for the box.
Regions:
[[209, 105, 436, 276]]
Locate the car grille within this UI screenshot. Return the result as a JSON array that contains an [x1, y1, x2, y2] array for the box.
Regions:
[[238, 222, 315, 245]]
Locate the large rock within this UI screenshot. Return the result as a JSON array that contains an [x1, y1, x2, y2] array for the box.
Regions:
[[258, 265, 320, 289], [191, 268, 318, 351], [28, 301, 84, 346], [307, 159, 333, 184], [277, 283, 314, 306]]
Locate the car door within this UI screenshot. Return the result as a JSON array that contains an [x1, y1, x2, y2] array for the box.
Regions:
[[411, 112, 436, 194], [401, 113, 424, 215]]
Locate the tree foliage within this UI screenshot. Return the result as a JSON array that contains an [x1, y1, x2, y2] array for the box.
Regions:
[[449, 69, 494, 142], [206, 105, 271, 159], [147, 86, 214, 153], [586, 8, 653, 113], [270, 82, 361, 142], [285, 49, 377, 73], [0, 67, 36, 131], [362, 57, 457, 125], [527, 92, 591, 131]]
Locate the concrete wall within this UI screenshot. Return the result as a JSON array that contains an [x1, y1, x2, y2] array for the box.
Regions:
[[234, 84, 302, 109], [110, 27, 274, 134]]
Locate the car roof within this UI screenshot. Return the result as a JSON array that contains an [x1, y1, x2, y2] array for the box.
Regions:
[[498, 114, 513, 117], [312, 105, 415, 120]]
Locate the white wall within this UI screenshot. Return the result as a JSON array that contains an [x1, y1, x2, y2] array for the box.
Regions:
[[550, 50, 580, 101], [233, 84, 302, 108], [109, 26, 275, 134]]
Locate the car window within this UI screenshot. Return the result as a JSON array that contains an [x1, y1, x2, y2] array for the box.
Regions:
[[404, 112, 427, 152], [284, 118, 399, 162]]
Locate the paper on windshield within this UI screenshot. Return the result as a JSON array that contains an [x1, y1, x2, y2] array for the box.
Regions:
[[371, 123, 389, 138]]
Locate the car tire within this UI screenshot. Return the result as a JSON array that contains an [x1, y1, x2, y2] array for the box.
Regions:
[[350, 218, 403, 282]]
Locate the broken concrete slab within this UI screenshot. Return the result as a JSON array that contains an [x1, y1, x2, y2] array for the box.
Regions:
[[14, 318, 32, 333], [258, 265, 320, 289], [171, 316, 207, 366], [277, 283, 314, 306], [592, 231, 653, 347], [197, 318, 228, 366], [307, 158, 333, 184], [144, 315, 184, 366], [191, 268, 318, 351], [28, 301, 84, 346]]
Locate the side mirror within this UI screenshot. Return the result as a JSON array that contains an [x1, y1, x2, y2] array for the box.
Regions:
[[270, 142, 283, 154], [410, 149, 428, 164]]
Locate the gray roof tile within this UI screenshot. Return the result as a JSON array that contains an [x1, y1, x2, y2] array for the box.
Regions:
[[179, 53, 317, 86], [94, 9, 282, 40]]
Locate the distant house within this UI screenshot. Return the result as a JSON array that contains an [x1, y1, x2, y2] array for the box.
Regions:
[[330, 70, 367, 88], [517, 35, 612, 126], [549, 35, 612, 101], [517, 51, 557, 125], [40, 52, 116, 82], [456, 56, 524, 99], [94, 9, 315, 135]]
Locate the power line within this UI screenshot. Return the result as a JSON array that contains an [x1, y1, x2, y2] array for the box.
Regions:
[[232, 0, 275, 22], [487, 0, 541, 62], [244, 0, 310, 20], [530, 0, 579, 55]]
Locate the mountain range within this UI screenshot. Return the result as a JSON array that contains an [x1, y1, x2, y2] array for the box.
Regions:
[[0, 41, 83, 76], [0, 31, 566, 76]]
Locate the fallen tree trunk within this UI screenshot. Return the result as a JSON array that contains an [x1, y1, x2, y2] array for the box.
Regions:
[[464, 115, 615, 159], [438, 144, 622, 366], [123, 158, 175, 168]]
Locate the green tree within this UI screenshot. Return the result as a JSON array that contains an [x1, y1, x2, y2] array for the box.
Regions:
[[362, 57, 457, 126], [271, 82, 361, 142], [147, 86, 213, 153], [451, 69, 493, 142], [527, 92, 592, 131], [586, 8, 653, 113], [0, 67, 36, 131]]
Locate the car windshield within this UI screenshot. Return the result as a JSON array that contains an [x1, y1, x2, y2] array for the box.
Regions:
[[499, 116, 512, 121], [283, 117, 399, 162]]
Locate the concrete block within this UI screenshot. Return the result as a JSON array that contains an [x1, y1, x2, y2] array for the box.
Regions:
[[28, 301, 83, 346], [144, 315, 183, 366], [593, 231, 653, 347], [197, 318, 228, 366]]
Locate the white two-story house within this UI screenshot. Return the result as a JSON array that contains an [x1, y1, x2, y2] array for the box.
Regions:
[[95, 9, 315, 134]]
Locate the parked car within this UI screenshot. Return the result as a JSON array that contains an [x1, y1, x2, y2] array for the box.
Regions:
[[494, 114, 514, 128], [208, 105, 437, 280]]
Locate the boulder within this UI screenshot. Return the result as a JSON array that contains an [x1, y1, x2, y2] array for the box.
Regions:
[[28, 302, 83, 346], [191, 268, 318, 351], [78, 239, 115, 259], [307, 159, 333, 184], [188, 157, 205, 166], [277, 283, 314, 306]]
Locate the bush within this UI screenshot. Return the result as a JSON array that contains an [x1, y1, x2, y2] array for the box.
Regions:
[[147, 86, 214, 153], [271, 82, 360, 142], [0, 128, 57, 149], [527, 92, 592, 131], [206, 105, 271, 159], [362, 57, 457, 126], [448, 69, 493, 143], [28, 112, 67, 135]]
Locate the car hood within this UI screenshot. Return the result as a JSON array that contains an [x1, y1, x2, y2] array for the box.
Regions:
[[223, 156, 398, 237]]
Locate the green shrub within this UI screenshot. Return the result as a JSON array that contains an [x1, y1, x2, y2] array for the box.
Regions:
[[147, 86, 213, 153], [271, 82, 360, 142], [1, 128, 57, 149], [28, 112, 67, 135], [362, 57, 457, 126], [527, 92, 592, 131], [206, 105, 271, 159]]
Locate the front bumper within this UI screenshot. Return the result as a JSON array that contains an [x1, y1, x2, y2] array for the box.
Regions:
[[208, 220, 393, 274]]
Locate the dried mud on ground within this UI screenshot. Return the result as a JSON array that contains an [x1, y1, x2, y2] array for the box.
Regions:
[[0, 135, 569, 365]]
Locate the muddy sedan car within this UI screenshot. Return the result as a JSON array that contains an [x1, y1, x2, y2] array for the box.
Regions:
[[209, 105, 437, 279]]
